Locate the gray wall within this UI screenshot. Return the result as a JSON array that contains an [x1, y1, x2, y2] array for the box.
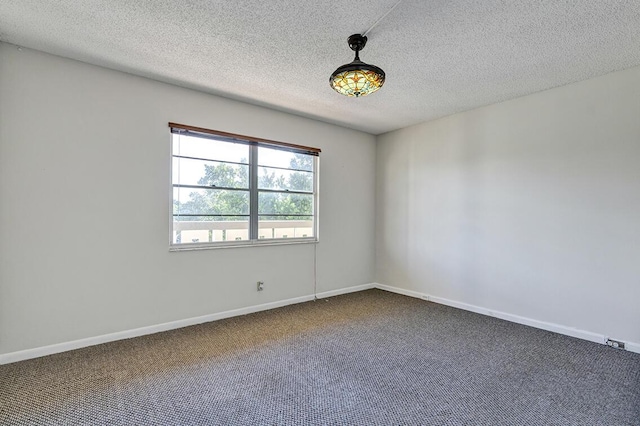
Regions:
[[376, 65, 640, 344], [0, 44, 377, 355], [3, 41, 639, 357]]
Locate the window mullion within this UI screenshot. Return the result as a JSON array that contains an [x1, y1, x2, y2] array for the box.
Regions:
[[249, 144, 259, 240]]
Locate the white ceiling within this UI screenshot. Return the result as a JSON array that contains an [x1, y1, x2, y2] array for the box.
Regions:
[[2, 1, 640, 135]]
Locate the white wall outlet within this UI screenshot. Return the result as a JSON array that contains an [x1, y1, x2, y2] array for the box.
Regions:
[[257, 281, 264, 291], [606, 338, 625, 350]]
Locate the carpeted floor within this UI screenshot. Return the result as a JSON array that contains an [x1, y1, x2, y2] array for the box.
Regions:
[[1, 289, 639, 425]]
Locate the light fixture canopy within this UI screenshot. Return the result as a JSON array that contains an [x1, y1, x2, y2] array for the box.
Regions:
[[330, 34, 385, 97]]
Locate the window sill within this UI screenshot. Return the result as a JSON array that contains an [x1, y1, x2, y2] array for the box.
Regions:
[[169, 238, 318, 252]]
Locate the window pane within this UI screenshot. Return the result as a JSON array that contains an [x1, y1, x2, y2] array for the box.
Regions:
[[173, 218, 249, 243], [257, 166, 313, 192], [173, 133, 249, 163], [171, 127, 318, 247], [173, 157, 249, 189], [258, 217, 314, 239], [174, 187, 249, 216], [258, 192, 313, 216], [258, 147, 314, 171]]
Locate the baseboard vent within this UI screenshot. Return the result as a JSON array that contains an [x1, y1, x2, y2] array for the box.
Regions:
[[606, 338, 626, 350]]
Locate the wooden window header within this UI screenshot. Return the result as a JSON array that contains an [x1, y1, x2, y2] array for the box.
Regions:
[[169, 122, 321, 155]]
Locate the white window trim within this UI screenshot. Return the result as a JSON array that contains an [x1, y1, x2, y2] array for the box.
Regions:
[[168, 124, 319, 251]]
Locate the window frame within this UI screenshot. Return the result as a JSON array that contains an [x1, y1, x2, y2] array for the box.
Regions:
[[169, 123, 320, 250]]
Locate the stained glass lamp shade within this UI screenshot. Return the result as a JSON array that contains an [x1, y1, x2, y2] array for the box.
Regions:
[[330, 34, 385, 97]]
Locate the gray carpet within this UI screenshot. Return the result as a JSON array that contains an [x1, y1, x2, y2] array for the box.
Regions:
[[1, 289, 639, 425]]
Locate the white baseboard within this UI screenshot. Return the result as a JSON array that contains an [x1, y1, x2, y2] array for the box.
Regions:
[[2, 282, 636, 364], [0, 283, 376, 365], [624, 341, 640, 354], [315, 283, 374, 299], [373, 283, 425, 300], [373, 283, 640, 355]]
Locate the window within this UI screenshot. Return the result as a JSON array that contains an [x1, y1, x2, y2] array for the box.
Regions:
[[170, 123, 319, 249]]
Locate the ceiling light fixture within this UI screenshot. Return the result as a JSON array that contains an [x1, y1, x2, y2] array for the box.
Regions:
[[329, 34, 385, 98]]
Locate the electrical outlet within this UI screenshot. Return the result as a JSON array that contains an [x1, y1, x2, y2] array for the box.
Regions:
[[257, 281, 264, 291], [606, 338, 625, 350]]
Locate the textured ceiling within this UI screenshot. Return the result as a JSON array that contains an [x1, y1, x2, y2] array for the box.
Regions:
[[1, 1, 640, 134]]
